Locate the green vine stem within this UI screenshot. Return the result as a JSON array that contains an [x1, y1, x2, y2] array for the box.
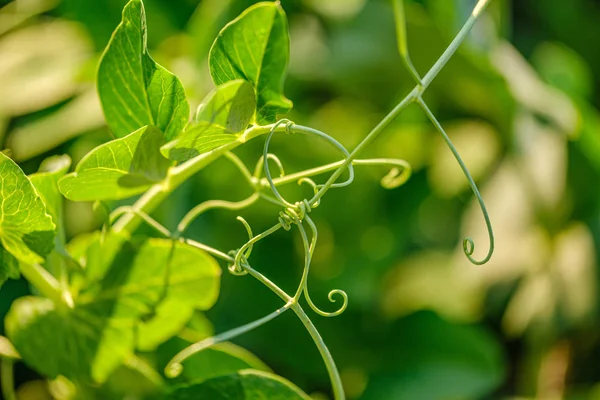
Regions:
[[1, 359, 17, 400]]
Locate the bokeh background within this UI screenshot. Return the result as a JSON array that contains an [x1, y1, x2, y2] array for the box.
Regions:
[[2, 0, 600, 398]]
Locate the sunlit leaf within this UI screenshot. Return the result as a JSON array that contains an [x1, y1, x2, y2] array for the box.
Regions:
[[161, 80, 255, 162], [58, 126, 171, 201], [167, 370, 311, 399], [97, 0, 189, 140], [80, 238, 221, 316], [0, 152, 55, 287], [30, 155, 71, 227], [159, 337, 270, 385], [209, 2, 292, 124], [5, 296, 135, 384]]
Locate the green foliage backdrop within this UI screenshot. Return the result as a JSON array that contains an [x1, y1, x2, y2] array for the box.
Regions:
[[1, 0, 600, 399]]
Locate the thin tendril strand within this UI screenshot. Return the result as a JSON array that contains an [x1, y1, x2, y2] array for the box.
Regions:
[[300, 216, 348, 317], [392, 0, 423, 85], [109, 206, 172, 238], [297, 177, 321, 208], [165, 303, 292, 378], [263, 157, 412, 191], [224, 152, 255, 187], [417, 97, 494, 265], [177, 193, 260, 235], [236, 216, 254, 259], [230, 224, 282, 275], [263, 121, 355, 209]]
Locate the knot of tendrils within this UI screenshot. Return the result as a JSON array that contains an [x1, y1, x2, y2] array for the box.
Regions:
[[227, 249, 249, 276], [278, 199, 312, 231]]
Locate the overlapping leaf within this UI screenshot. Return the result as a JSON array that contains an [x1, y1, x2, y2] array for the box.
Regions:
[[159, 337, 270, 385], [0, 152, 55, 286], [58, 125, 171, 201], [167, 370, 311, 400], [161, 80, 255, 162], [7, 235, 221, 384], [209, 2, 292, 124], [97, 0, 189, 140], [5, 296, 135, 384]]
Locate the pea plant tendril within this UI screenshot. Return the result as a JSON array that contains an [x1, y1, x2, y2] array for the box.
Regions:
[[0, 0, 495, 398], [121, 0, 494, 397]]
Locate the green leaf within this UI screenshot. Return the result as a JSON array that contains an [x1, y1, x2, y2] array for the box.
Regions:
[[5, 296, 135, 384], [97, 0, 190, 140], [29, 155, 72, 226], [58, 126, 171, 201], [195, 80, 256, 131], [209, 2, 292, 124], [159, 337, 270, 385], [161, 80, 255, 162], [0, 152, 55, 287], [160, 122, 240, 162], [136, 297, 194, 352], [167, 370, 311, 400], [80, 238, 221, 317], [361, 311, 505, 400]]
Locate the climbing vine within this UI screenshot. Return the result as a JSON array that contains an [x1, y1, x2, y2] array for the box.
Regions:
[[0, 0, 494, 398]]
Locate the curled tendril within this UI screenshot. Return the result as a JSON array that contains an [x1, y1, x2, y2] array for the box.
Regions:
[[295, 215, 348, 317], [177, 193, 260, 235], [352, 158, 412, 189], [165, 303, 292, 378], [236, 216, 254, 259], [305, 289, 349, 318], [263, 120, 355, 209], [298, 177, 321, 208], [278, 200, 312, 231], [253, 153, 286, 181], [417, 97, 494, 265]]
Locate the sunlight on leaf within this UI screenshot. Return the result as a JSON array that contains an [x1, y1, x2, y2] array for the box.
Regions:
[[209, 2, 292, 124], [0, 152, 55, 287], [97, 0, 189, 140], [161, 80, 255, 162], [167, 370, 311, 400], [58, 126, 170, 201]]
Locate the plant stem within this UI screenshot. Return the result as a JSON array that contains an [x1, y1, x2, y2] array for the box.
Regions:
[[312, 0, 492, 203], [1, 359, 17, 400], [19, 263, 65, 305], [112, 124, 286, 235], [421, 0, 492, 89]]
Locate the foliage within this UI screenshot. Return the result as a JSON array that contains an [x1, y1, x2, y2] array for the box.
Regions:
[[1, 0, 600, 399]]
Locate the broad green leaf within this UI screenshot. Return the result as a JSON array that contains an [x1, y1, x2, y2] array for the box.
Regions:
[[361, 311, 505, 400], [58, 126, 171, 201], [159, 337, 269, 385], [136, 297, 194, 352], [167, 370, 311, 400], [5, 296, 135, 384], [97, 0, 189, 140], [30, 155, 72, 278], [80, 238, 221, 317], [0, 152, 55, 287], [160, 122, 240, 162], [161, 80, 255, 162], [209, 2, 292, 124], [195, 80, 256, 130]]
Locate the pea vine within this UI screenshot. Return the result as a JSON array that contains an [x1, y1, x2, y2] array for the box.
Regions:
[[0, 0, 494, 398]]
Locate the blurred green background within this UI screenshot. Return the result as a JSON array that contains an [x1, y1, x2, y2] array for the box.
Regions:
[[2, 0, 600, 398]]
